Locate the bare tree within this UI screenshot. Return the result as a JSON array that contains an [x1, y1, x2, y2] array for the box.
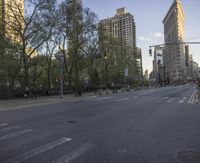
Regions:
[[6, 0, 56, 96]]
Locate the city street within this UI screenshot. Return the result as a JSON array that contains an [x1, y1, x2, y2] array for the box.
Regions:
[[0, 85, 200, 163]]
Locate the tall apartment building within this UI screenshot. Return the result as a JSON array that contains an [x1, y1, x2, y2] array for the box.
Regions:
[[0, 0, 24, 44], [99, 7, 143, 80], [100, 8, 136, 56], [163, 0, 186, 82]]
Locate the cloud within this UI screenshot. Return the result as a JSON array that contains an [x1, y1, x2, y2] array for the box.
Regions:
[[138, 36, 152, 42], [154, 32, 163, 38]]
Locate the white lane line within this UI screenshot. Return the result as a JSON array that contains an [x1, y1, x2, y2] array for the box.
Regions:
[[4, 137, 72, 163], [167, 98, 175, 103], [0, 126, 19, 132], [115, 97, 130, 102], [2, 133, 51, 152], [0, 129, 33, 141], [52, 143, 95, 163], [178, 97, 187, 104], [0, 123, 8, 127]]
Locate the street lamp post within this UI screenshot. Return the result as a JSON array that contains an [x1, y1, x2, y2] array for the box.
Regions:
[[55, 53, 64, 100]]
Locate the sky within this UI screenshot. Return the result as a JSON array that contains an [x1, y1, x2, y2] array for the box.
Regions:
[[82, 0, 200, 73]]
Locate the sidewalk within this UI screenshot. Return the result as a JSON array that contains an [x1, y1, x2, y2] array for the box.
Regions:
[[0, 92, 96, 111], [0, 88, 148, 111]]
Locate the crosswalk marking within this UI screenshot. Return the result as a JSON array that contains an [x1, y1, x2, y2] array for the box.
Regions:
[[1, 133, 51, 152], [179, 97, 187, 104], [0, 129, 33, 141], [4, 137, 72, 163], [52, 143, 94, 163], [167, 98, 175, 103], [0, 123, 8, 127], [115, 97, 130, 102], [188, 94, 195, 104], [155, 97, 169, 103], [0, 126, 19, 132]]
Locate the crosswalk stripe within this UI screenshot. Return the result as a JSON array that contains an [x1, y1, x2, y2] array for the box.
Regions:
[[0, 123, 8, 127], [0, 129, 33, 141], [179, 97, 187, 104], [188, 94, 195, 103], [167, 98, 175, 103], [0, 126, 19, 132], [155, 97, 169, 103], [4, 137, 72, 163], [115, 97, 130, 102], [52, 143, 94, 163], [1, 133, 51, 152]]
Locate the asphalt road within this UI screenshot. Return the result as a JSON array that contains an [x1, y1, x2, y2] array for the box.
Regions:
[[0, 85, 200, 163]]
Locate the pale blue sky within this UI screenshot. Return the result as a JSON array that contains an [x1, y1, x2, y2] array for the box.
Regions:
[[83, 0, 200, 73]]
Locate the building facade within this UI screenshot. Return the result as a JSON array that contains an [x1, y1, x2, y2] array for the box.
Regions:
[[99, 7, 143, 80], [153, 46, 165, 84], [0, 0, 24, 44], [144, 69, 149, 81], [163, 0, 186, 82]]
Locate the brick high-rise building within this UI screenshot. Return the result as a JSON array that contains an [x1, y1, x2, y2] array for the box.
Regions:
[[99, 7, 143, 80], [0, 0, 24, 44], [163, 0, 186, 82]]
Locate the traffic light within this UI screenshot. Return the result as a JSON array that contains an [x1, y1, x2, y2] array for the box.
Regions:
[[149, 48, 152, 56]]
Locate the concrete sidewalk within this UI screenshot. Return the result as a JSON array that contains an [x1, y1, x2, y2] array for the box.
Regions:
[[0, 89, 122, 111], [0, 92, 97, 111], [0, 88, 147, 111]]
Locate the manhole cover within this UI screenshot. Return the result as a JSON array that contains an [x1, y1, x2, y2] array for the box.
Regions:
[[67, 120, 76, 123], [177, 150, 200, 163]]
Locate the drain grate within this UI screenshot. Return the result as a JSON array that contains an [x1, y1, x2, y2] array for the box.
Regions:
[[177, 150, 200, 163]]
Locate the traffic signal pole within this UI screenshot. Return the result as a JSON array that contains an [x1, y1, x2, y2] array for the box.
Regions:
[[149, 41, 200, 48], [149, 41, 200, 55]]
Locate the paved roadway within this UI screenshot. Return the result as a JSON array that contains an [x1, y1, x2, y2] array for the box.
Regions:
[[0, 85, 200, 163]]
